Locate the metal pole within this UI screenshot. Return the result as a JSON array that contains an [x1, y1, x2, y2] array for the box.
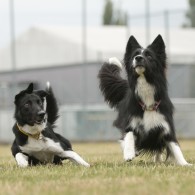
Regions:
[[126, 13, 130, 41], [82, 0, 87, 107], [9, 0, 17, 94], [164, 10, 170, 60], [145, 0, 150, 45], [82, 0, 87, 63]]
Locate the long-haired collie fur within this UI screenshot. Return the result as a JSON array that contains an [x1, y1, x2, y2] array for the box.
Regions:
[[98, 35, 191, 166], [11, 82, 90, 167]]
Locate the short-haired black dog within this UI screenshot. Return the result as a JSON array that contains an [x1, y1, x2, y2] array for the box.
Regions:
[[98, 35, 191, 165], [11, 83, 90, 167]]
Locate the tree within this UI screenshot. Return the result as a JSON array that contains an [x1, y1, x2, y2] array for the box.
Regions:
[[102, 0, 127, 26], [103, 0, 114, 25], [184, 0, 195, 27], [114, 9, 128, 26]]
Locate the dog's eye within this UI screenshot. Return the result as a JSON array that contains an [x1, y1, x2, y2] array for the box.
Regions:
[[147, 55, 152, 60], [24, 103, 29, 108], [37, 100, 42, 106]]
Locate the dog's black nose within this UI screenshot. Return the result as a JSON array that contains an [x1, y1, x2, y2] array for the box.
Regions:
[[135, 55, 143, 62], [37, 111, 45, 119]]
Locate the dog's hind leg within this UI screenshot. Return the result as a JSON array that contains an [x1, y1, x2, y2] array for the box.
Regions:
[[153, 152, 163, 163], [61, 150, 90, 167], [46, 135, 90, 167], [167, 141, 192, 166]]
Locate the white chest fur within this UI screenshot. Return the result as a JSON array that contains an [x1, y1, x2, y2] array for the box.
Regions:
[[143, 111, 170, 133], [129, 111, 170, 134], [135, 75, 155, 107], [19, 136, 63, 163]]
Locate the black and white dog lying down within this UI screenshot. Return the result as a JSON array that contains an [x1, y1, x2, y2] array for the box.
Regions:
[[98, 35, 191, 166], [11, 83, 90, 167]]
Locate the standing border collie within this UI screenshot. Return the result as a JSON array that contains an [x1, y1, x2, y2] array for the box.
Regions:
[[11, 83, 90, 167], [98, 35, 191, 166]]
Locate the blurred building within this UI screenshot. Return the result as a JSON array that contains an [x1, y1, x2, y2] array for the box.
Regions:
[[0, 26, 195, 142], [0, 26, 195, 102]]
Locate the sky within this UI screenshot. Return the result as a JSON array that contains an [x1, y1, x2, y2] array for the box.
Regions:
[[0, 0, 189, 48]]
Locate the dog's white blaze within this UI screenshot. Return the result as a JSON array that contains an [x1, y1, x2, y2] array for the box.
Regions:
[[143, 111, 170, 133], [109, 57, 122, 69], [135, 75, 155, 107], [15, 153, 29, 167], [123, 131, 135, 161], [43, 97, 47, 112], [132, 58, 136, 68], [168, 142, 191, 166], [22, 122, 46, 135]]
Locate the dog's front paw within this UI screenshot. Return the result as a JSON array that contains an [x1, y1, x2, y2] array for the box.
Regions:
[[15, 153, 29, 168], [181, 162, 193, 166], [123, 149, 135, 161], [84, 162, 90, 168], [109, 57, 122, 69]]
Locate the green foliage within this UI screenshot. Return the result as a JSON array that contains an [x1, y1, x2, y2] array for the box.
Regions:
[[102, 0, 127, 26], [184, 0, 195, 27], [103, 0, 113, 25]]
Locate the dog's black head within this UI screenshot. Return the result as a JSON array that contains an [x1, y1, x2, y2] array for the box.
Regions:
[[14, 83, 48, 126], [124, 34, 166, 79]]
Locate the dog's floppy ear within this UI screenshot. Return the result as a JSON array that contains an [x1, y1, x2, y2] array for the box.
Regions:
[[14, 83, 34, 104]]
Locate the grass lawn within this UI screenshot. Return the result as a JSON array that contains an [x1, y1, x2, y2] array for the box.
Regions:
[[0, 140, 195, 195]]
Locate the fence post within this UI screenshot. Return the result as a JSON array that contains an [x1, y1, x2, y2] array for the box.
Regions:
[[9, 0, 17, 96], [164, 10, 170, 61], [126, 13, 130, 41], [145, 0, 150, 45]]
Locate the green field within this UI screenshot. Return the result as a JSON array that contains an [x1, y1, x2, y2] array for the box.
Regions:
[[0, 141, 195, 195]]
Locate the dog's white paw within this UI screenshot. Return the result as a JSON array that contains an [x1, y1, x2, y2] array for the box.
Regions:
[[123, 148, 135, 161], [186, 163, 193, 166], [15, 153, 29, 168], [180, 162, 193, 166], [109, 57, 122, 69], [83, 162, 90, 168]]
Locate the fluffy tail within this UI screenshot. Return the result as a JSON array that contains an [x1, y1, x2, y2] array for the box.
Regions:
[[46, 82, 59, 126], [98, 57, 128, 108]]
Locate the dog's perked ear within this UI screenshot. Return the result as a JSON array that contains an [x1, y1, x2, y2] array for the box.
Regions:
[[124, 36, 141, 70], [148, 34, 165, 53], [26, 83, 34, 93], [148, 35, 166, 67], [14, 83, 34, 104], [125, 36, 141, 54]]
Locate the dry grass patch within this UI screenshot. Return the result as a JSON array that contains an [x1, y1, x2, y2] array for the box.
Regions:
[[0, 141, 195, 195]]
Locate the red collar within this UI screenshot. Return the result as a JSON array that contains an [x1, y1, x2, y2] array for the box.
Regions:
[[139, 100, 161, 111]]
